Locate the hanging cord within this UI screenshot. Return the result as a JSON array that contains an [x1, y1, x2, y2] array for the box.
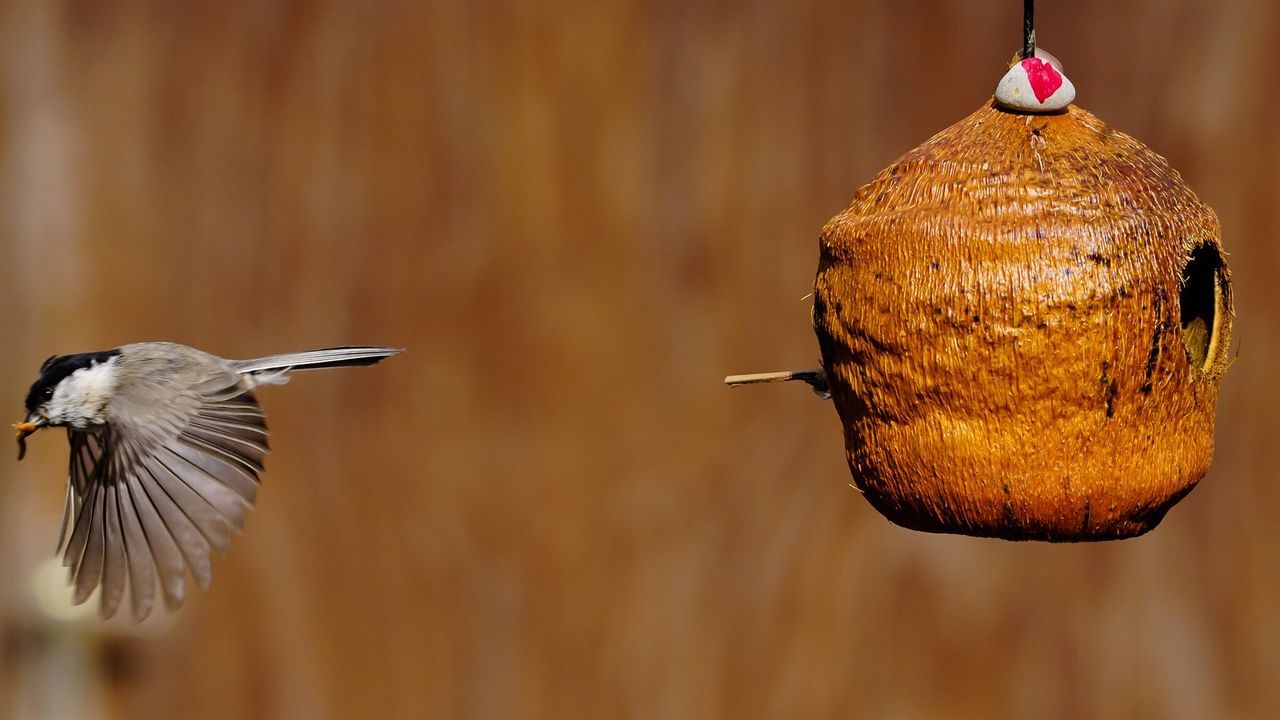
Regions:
[[1022, 0, 1036, 59]]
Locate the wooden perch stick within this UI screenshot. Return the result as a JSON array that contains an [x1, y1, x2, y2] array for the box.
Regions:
[[723, 368, 830, 398]]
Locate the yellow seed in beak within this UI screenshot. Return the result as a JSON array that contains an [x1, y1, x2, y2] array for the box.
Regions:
[[14, 421, 38, 462]]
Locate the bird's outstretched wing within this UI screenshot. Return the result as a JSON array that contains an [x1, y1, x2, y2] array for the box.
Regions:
[[59, 368, 268, 621]]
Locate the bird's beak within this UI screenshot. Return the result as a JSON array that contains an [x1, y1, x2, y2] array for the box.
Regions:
[[13, 416, 43, 461]]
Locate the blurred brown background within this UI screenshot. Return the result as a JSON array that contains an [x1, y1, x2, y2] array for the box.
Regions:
[[0, 1, 1275, 718]]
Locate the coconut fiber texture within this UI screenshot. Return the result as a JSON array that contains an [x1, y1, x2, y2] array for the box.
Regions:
[[813, 100, 1232, 541]]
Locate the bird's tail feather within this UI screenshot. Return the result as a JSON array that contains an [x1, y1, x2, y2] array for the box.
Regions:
[[232, 346, 403, 375]]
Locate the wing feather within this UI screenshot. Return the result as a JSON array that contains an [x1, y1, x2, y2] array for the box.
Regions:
[[115, 477, 157, 620], [135, 458, 215, 588], [56, 481, 75, 555], [62, 480, 95, 569], [168, 440, 259, 505], [155, 446, 249, 529], [144, 453, 233, 554], [189, 415, 269, 447], [123, 469, 188, 610], [60, 432, 101, 556], [181, 423, 268, 469], [73, 481, 106, 604], [98, 483, 128, 618]]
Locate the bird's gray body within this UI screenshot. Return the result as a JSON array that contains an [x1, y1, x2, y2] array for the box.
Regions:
[[22, 342, 401, 620]]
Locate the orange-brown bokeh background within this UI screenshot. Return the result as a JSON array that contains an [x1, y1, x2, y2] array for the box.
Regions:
[[0, 1, 1275, 718]]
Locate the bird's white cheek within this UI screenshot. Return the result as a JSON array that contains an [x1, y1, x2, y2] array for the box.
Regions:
[[49, 363, 119, 429], [46, 395, 106, 429]]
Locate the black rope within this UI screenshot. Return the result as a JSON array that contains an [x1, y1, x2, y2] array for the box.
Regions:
[[1022, 0, 1036, 59]]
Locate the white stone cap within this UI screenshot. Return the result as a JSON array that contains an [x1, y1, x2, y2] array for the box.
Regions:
[[995, 48, 1075, 113]]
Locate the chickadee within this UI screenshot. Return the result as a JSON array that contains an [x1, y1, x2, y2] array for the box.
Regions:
[[14, 342, 401, 621]]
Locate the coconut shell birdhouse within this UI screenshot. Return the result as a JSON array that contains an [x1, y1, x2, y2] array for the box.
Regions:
[[727, 8, 1232, 542]]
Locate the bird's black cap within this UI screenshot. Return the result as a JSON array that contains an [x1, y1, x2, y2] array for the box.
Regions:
[[24, 350, 121, 414]]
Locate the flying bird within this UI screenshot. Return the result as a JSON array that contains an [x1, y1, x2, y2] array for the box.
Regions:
[[14, 342, 402, 620]]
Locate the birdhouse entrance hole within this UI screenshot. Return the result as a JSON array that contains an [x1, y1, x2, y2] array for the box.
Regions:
[[1179, 243, 1228, 371]]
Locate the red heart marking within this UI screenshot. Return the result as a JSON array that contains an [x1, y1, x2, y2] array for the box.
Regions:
[[1021, 58, 1063, 104]]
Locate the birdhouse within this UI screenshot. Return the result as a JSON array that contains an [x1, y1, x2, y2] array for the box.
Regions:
[[810, 97, 1231, 542], [727, 27, 1233, 541]]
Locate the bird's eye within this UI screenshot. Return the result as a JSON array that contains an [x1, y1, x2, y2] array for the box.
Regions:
[[43, 387, 54, 399]]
